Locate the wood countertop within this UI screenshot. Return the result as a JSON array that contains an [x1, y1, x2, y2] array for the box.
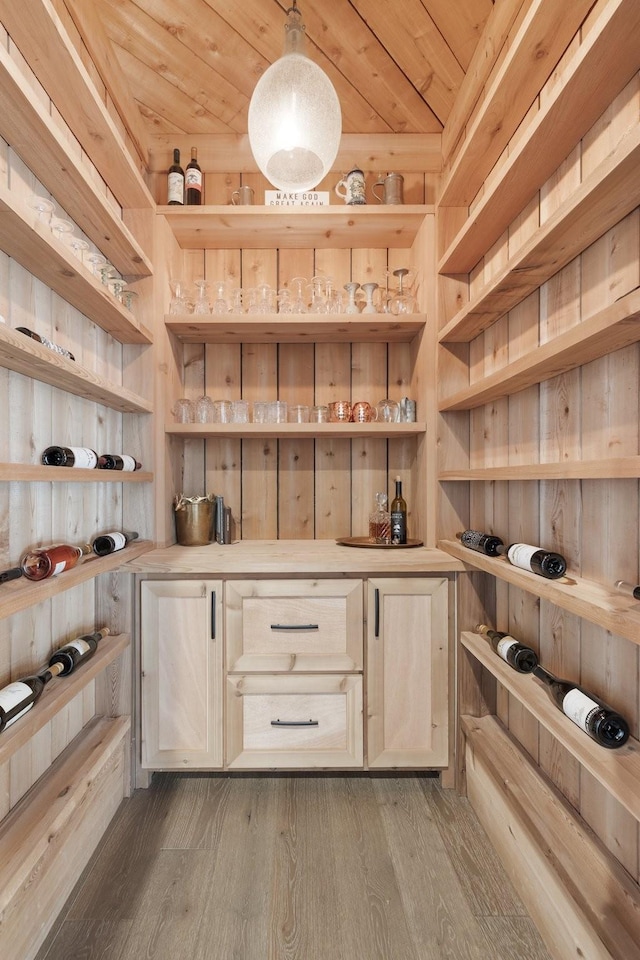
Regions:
[[124, 540, 463, 576]]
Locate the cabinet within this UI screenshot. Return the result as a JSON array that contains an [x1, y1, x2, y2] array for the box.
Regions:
[[140, 580, 223, 769], [367, 578, 449, 768]]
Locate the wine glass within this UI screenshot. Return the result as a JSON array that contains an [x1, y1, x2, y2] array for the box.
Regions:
[[211, 280, 228, 314], [361, 282, 379, 314], [389, 268, 415, 315], [289, 277, 308, 313], [193, 279, 211, 314], [343, 281, 361, 314], [50, 217, 74, 242], [83, 251, 106, 277], [169, 279, 190, 314], [28, 195, 56, 225]]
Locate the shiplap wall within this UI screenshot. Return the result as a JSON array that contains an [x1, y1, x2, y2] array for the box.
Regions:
[[439, 39, 640, 884]]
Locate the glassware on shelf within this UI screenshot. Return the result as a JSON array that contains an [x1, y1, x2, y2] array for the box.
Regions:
[[229, 287, 243, 314], [343, 281, 361, 315], [369, 492, 391, 544], [50, 217, 75, 242], [28, 194, 56, 225], [389, 268, 416, 315], [267, 400, 288, 423], [351, 400, 375, 422], [211, 280, 228, 315], [194, 395, 215, 423], [289, 277, 308, 313], [83, 251, 107, 277], [361, 282, 379, 314], [107, 277, 126, 301], [375, 398, 400, 423], [172, 398, 194, 423], [99, 263, 116, 285], [288, 404, 310, 423], [310, 276, 330, 314], [277, 288, 293, 314], [169, 279, 191, 314], [213, 399, 233, 423], [120, 289, 139, 313], [252, 401, 269, 423], [244, 287, 259, 314], [311, 404, 329, 423], [65, 235, 90, 261], [193, 279, 211, 315], [231, 399, 249, 423], [328, 400, 352, 422], [255, 282, 275, 314]]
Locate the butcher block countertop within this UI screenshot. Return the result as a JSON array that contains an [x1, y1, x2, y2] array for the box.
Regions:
[[124, 540, 464, 577]]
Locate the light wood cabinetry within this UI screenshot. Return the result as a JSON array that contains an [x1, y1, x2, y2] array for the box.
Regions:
[[140, 580, 223, 769], [367, 578, 449, 768]]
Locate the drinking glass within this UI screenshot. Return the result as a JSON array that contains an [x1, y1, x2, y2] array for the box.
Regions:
[[195, 395, 215, 422], [99, 263, 116, 285], [213, 399, 233, 423], [193, 279, 211, 314], [212, 280, 228, 314], [343, 282, 361, 314], [267, 400, 288, 423], [311, 405, 329, 423], [375, 398, 400, 423], [389, 268, 415, 315], [172, 398, 194, 423], [231, 399, 249, 423], [288, 404, 310, 423], [277, 288, 293, 314], [252, 401, 269, 423], [121, 289, 139, 313], [229, 288, 244, 314], [83, 251, 106, 277], [107, 277, 126, 301], [169, 279, 190, 314], [50, 217, 75, 242], [361, 282, 379, 314], [289, 277, 308, 313], [65, 236, 90, 261], [310, 276, 329, 314], [28, 195, 56, 225]]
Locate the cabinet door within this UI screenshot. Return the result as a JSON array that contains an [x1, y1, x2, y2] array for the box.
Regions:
[[367, 578, 449, 768], [141, 580, 223, 769]]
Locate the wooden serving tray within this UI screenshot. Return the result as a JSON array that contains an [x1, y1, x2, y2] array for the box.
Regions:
[[336, 537, 424, 549]]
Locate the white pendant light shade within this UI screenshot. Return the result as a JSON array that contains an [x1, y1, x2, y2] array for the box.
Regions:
[[248, 5, 341, 193]]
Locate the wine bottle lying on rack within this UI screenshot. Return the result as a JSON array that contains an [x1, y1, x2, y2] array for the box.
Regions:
[[16, 326, 75, 361], [41, 446, 98, 468], [615, 580, 640, 600], [0, 543, 92, 584], [497, 542, 567, 580], [457, 530, 505, 557], [0, 665, 63, 733], [91, 531, 139, 556], [49, 628, 110, 676], [475, 623, 538, 673], [533, 665, 630, 748], [97, 454, 141, 471]]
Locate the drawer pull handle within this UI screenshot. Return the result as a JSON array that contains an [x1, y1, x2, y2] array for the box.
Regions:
[[271, 719, 319, 727], [270, 623, 319, 631]]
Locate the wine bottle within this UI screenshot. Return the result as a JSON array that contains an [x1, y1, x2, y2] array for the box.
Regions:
[[0, 666, 63, 733], [97, 454, 141, 472], [91, 530, 139, 556], [49, 627, 110, 676], [19, 543, 92, 581], [41, 446, 98, 469], [615, 580, 640, 600], [167, 147, 184, 205], [533, 665, 629, 748], [498, 542, 567, 579], [390, 476, 407, 545], [0, 567, 23, 584], [475, 623, 538, 673], [457, 529, 504, 557], [16, 326, 75, 361], [185, 147, 202, 205]]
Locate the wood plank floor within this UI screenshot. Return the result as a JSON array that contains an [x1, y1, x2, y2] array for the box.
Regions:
[[37, 774, 551, 960]]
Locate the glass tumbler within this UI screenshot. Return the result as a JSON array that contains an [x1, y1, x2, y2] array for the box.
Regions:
[[195, 396, 215, 423], [252, 401, 269, 423], [288, 404, 310, 423], [213, 399, 233, 423], [172, 398, 194, 423], [268, 400, 288, 423], [231, 399, 249, 423], [311, 405, 329, 423]]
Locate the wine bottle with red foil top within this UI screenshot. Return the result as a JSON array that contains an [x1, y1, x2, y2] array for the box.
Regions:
[[91, 530, 139, 556], [457, 530, 504, 557], [475, 623, 538, 673], [49, 628, 110, 676], [0, 665, 63, 733], [533, 665, 629, 748], [41, 446, 98, 468], [97, 454, 141, 472], [497, 542, 567, 580]]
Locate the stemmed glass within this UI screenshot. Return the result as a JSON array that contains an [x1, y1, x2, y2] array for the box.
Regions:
[[290, 277, 308, 313], [277, 288, 292, 314], [193, 279, 211, 315], [361, 282, 379, 314], [28, 195, 56, 226], [169, 279, 190, 314], [310, 276, 329, 314], [389, 268, 416, 315], [50, 217, 75, 243], [84, 251, 106, 278], [343, 281, 361, 314], [212, 280, 228, 314], [229, 287, 243, 314]]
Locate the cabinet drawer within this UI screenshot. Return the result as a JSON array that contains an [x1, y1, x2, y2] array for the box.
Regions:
[[226, 674, 363, 768], [225, 579, 363, 672]]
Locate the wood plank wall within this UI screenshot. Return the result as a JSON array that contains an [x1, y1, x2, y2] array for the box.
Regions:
[[0, 29, 146, 814], [439, 27, 640, 884], [157, 170, 435, 545]]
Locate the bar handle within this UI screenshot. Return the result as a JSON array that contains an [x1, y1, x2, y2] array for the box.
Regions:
[[270, 719, 319, 727], [211, 590, 216, 640], [270, 623, 319, 631], [374, 588, 380, 637]]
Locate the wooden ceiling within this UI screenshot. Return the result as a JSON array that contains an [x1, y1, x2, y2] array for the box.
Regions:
[[88, 0, 493, 138]]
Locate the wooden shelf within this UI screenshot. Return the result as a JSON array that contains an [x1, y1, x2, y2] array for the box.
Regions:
[[0, 43, 152, 280], [440, 539, 640, 649], [0, 325, 153, 414], [0, 540, 154, 623], [439, 288, 640, 410], [439, 457, 640, 481], [166, 422, 426, 440], [0, 463, 153, 483], [0, 632, 130, 768], [159, 205, 432, 250], [438, 0, 640, 272], [461, 631, 640, 822], [439, 125, 640, 343], [166, 312, 426, 344], [0, 184, 153, 345]]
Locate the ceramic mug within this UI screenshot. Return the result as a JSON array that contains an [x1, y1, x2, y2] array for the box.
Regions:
[[231, 185, 254, 205], [372, 172, 404, 204], [334, 168, 366, 205]]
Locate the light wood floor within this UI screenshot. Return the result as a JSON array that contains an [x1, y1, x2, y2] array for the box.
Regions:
[[37, 774, 551, 960]]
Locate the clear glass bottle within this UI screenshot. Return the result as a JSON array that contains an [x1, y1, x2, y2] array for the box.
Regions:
[[369, 492, 390, 544], [20, 543, 91, 581]]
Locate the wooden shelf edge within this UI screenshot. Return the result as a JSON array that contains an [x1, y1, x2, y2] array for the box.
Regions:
[[438, 456, 640, 481], [438, 127, 640, 343], [460, 632, 640, 821], [165, 313, 426, 344], [439, 539, 640, 647], [165, 422, 426, 439], [438, 0, 640, 271], [0, 541, 154, 623], [0, 463, 153, 483], [0, 325, 153, 414], [0, 633, 130, 768]]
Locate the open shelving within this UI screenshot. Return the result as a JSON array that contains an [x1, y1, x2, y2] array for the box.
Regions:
[[0, 463, 153, 483], [166, 312, 426, 344], [439, 457, 640, 482], [0, 324, 153, 413], [166, 422, 426, 440], [460, 630, 640, 821]]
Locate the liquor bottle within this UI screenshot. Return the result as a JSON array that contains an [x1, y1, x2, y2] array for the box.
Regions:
[[41, 445, 98, 469], [17, 543, 92, 581], [533, 665, 629, 748], [97, 454, 141, 471], [91, 530, 139, 556], [16, 326, 75, 361], [498, 542, 567, 579], [0, 665, 63, 733], [390, 476, 407, 545], [49, 627, 110, 676], [185, 147, 202, 205], [615, 580, 640, 600], [167, 148, 184, 205], [457, 529, 504, 557], [475, 623, 538, 673]]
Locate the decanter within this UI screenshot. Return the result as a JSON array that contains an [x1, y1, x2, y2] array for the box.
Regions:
[[369, 492, 391, 544]]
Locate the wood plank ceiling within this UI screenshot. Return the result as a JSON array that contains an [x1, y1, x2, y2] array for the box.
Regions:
[[90, 0, 493, 138]]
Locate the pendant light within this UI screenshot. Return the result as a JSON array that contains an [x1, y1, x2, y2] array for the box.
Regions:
[[248, 1, 342, 193]]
